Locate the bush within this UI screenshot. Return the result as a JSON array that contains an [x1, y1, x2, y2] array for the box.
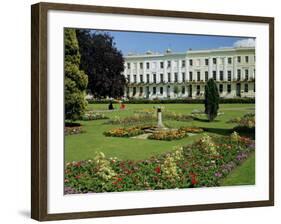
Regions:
[[65, 133, 255, 193], [205, 79, 220, 121]]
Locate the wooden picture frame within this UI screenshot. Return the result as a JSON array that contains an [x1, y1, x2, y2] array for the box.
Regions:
[[31, 2, 274, 221]]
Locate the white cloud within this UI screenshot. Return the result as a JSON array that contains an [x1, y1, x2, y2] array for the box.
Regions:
[[233, 38, 256, 48]]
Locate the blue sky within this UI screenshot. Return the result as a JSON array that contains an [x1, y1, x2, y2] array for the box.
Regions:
[[91, 29, 254, 55]]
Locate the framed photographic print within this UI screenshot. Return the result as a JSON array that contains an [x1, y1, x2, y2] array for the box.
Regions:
[[31, 2, 274, 221]]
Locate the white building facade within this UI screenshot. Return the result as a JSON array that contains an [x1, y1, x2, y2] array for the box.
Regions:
[[124, 47, 255, 99]]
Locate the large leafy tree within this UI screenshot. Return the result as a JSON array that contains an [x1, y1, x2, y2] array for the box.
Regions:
[[64, 28, 88, 121], [204, 78, 219, 121], [76, 30, 126, 98]]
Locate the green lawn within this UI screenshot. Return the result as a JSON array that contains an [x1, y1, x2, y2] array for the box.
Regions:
[[65, 103, 255, 162], [220, 153, 255, 186]]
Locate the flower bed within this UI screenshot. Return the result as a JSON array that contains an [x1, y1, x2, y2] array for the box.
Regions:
[[148, 127, 204, 141], [228, 113, 255, 134], [64, 126, 85, 135], [164, 112, 194, 122], [148, 129, 187, 141], [105, 111, 194, 125], [228, 112, 255, 128], [81, 112, 109, 121], [103, 126, 144, 137], [65, 132, 255, 193], [105, 114, 155, 125], [178, 127, 204, 133]]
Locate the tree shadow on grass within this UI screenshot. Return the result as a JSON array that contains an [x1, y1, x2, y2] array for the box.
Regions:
[[202, 127, 233, 136], [193, 117, 220, 123], [203, 127, 255, 139]]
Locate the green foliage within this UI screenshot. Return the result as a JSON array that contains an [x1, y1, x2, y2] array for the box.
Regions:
[[76, 30, 126, 98], [204, 78, 220, 121], [64, 28, 88, 121]]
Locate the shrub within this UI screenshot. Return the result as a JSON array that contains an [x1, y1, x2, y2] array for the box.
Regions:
[[205, 78, 220, 121]]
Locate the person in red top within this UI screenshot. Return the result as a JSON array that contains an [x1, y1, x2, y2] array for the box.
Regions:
[[120, 102, 126, 110]]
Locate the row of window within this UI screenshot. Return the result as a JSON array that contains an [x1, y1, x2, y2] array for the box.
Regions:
[[129, 83, 250, 96], [126, 56, 251, 69], [127, 69, 252, 83]]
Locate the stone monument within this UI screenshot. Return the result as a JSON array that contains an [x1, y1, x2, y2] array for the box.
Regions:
[[155, 106, 167, 130]]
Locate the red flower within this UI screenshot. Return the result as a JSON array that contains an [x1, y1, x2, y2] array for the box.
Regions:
[[189, 172, 198, 185], [155, 166, 161, 174], [75, 175, 81, 179]]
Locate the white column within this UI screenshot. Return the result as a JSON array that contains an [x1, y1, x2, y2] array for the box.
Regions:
[[178, 60, 182, 82], [185, 56, 189, 82], [233, 56, 236, 81], [208, 57, 212, 79], [216, 57, 220, 80], [224, 57, 227, 81], [143, 60, 147, 83], [163, 60, 167, 82], [136, 62, 140, 83]]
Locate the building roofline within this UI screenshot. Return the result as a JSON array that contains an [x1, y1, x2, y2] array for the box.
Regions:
[[124, 47, 255, 59]]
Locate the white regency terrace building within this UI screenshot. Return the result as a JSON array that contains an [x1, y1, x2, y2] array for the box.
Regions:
[[124, 47, 255, 99]]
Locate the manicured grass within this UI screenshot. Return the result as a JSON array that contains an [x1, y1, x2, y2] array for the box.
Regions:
[[65, 103, 255, 162], [220, 153, 255, 186]]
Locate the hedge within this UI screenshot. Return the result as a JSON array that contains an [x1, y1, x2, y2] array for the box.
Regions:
[[87, 98, 255, 104]]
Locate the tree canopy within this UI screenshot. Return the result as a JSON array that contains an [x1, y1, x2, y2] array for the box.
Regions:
[[76, 30, 126, 99], [204, 78, 220, 121], [64, 28, 88, 121]]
